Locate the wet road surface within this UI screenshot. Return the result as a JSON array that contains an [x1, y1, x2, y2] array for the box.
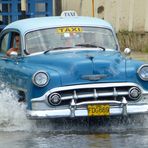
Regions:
[[0, 128, 148, 148]]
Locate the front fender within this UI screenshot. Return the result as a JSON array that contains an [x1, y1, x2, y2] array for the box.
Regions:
[[125, 58, 148, 90]]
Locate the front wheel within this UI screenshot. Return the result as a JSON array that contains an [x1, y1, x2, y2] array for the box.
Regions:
[[18, 91, 26, 102]]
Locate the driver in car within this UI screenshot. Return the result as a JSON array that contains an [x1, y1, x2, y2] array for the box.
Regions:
[[6, 33, 21, 56]]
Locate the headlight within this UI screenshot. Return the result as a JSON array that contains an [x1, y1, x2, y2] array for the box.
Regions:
[[137, 64, 148, 81], [32, 71, 49, 87]]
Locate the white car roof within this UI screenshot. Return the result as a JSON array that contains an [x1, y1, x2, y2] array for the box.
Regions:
[[4, 16, 113, 35]]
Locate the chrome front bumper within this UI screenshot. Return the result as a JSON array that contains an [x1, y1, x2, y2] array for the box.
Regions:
[[27, 98, 148, 119], [27, 82, 148, 119]]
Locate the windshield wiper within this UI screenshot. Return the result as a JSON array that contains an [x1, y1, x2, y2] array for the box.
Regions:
[[75, 43, 105, 51], [44, 46, 74, 54]]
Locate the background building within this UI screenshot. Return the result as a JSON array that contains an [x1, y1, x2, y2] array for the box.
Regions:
[[62, 0, 148, 32]]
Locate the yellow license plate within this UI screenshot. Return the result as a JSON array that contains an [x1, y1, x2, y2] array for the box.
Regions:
[[87, 104, 110, 116]]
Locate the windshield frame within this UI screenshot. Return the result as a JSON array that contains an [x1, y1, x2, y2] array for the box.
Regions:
[[24, 26, 120, 56]]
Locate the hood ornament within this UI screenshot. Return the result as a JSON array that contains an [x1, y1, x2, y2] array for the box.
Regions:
[[81, 74, 108, 81]]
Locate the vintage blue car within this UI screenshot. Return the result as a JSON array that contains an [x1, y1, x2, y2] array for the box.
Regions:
[[0, 11, 148, 119]]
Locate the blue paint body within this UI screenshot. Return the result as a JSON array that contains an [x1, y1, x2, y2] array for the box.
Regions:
[[0, 14, 147, 111]]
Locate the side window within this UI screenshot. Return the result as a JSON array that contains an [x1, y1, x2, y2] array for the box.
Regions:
[[0, 33, 10, 54], [0, 31, 21, 56]]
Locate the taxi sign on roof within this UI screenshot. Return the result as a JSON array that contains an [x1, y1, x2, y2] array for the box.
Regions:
[[61, 11, 78, 17], [57, 27, 82, 33]]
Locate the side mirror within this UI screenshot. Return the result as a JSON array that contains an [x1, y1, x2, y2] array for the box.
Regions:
[[9, 51, 18, 58], [124, 48, 131, 55]]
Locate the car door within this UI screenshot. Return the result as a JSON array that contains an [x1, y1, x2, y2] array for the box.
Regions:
[[0, 31, 22, 87], [0, 31, 11, 83]]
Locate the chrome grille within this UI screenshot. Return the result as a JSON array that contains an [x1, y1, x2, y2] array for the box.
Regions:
[[46, 83, 142, 106]]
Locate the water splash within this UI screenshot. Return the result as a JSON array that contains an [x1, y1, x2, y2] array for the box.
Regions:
[[0, 83, 35, 132]]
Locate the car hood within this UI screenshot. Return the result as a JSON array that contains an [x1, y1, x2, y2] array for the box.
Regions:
[[28, 50, 126, 86]]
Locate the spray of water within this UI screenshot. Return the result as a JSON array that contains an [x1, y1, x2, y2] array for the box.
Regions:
[[0, 83, 35, 132]]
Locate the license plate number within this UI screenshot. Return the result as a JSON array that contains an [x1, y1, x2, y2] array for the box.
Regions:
[[87, 104, 110, 116]]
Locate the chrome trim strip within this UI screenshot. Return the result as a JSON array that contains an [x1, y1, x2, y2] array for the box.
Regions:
[[27, 104, 148, 119], [45, 82, 147, 95], [31, 82, 148, 103], [75, 100, 122, 106], [61, 92, 129, 100]]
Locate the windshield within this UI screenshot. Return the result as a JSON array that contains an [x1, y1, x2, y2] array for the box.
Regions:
[[25, 27, 117, 54]]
